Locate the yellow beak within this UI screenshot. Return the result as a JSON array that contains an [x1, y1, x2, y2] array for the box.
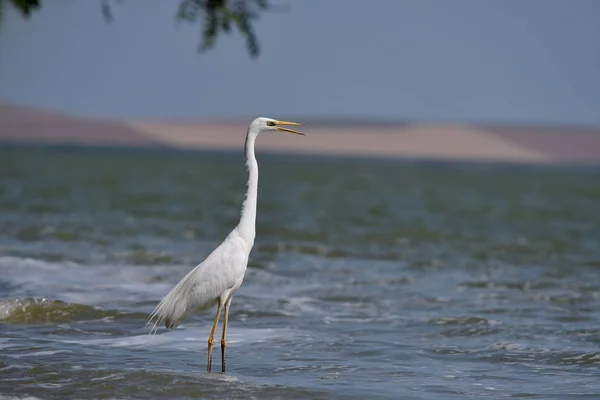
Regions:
[[275, 120, 305, 136]]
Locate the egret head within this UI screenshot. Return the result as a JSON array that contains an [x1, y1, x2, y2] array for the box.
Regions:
[[250, 117, 305, 136]]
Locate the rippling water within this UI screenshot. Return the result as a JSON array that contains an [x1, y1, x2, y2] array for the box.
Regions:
[[1, 147, 600, 399]]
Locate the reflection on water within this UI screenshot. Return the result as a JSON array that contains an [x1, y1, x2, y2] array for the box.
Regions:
[[1, 147, 600, 399]]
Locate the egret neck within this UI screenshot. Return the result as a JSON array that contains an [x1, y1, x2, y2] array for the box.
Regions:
[[238, 128, 259, 246]]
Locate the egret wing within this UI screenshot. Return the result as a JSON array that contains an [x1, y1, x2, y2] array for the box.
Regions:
[[148, 234, 249, 332]]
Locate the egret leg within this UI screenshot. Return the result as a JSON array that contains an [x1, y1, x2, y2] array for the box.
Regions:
[[220, 299, 232, 372], [207, 302, 224, 373]]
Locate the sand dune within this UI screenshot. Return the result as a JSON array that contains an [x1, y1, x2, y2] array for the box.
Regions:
[[1, 103, 599, 165], [0, 103, 162, 147], [126, 121, 550, 163]]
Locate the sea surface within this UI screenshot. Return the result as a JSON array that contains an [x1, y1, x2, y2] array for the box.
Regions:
[[1, 147, 600, 399]]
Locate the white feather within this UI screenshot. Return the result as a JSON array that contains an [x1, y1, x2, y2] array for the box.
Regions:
[[147, 231, 250, 333]]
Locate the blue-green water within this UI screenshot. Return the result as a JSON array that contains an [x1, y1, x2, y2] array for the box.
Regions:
[[1, 147, 600, 399]]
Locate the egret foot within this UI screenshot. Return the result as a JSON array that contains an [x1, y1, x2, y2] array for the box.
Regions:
[[207, 302, 224, 373], [221, 338, 227, 372], [207, 337, 215, 372]]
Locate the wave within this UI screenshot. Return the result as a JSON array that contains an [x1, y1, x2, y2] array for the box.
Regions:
[[0, 298, 146, 324], [0, 256, 339, 326], [0, 256, 187, 309]]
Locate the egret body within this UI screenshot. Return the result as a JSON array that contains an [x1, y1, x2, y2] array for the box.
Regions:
[[147, 117, 304, 373]]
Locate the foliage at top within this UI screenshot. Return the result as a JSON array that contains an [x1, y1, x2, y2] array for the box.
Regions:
[[0, 0, 276, 59]]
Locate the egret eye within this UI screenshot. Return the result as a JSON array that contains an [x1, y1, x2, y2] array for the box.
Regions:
[[266, 121, 276, 127]]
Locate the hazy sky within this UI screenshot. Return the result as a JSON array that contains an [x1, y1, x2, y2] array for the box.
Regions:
[[1, 0, 599, 125]]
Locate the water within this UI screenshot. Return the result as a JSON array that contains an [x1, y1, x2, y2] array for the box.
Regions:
[[1, 147, 600, 399]]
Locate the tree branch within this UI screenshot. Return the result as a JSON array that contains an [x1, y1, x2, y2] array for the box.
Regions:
[[177, 0, 271, 59], [1, 0, 280, 59]]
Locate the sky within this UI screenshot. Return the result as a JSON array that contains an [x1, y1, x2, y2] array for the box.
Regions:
[[0, 0, 599, 126]]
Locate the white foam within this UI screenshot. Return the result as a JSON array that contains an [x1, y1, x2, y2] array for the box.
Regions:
[[89, 373, 125, 382], [0, 256, 188, 309], [55, 326, 301, 350], [0, 339, 16, 350], [0, 397, 128, 400], [0, 397, 45, 400], [8, 350, 73, 359]]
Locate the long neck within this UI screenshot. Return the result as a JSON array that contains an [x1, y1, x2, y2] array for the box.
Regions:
[[238, 130, 258, 245]]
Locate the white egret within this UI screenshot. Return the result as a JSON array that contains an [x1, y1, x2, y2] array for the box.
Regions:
[[147, 117, 305, 373]]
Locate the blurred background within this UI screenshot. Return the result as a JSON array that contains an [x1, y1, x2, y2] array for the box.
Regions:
[[1, 1, 600, 399], [1, 0, 600, 162]]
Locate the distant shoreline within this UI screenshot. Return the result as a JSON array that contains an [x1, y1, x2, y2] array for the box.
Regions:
[[1, 103, 600, 166]]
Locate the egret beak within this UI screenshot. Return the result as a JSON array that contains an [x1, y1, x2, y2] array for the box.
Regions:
[[275, 120, 305, 136]]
